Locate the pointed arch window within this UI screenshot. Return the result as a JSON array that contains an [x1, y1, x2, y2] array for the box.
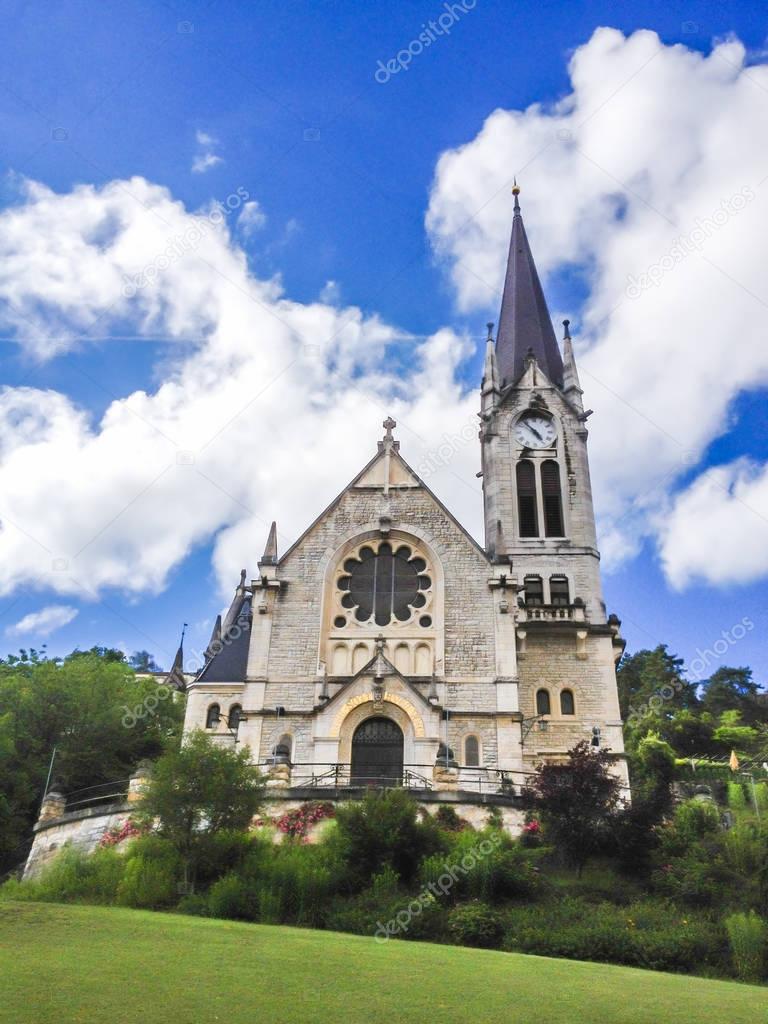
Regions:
[[541, 460, 564, 537], [516, 461, 539, 537], [205, 703, 221, 729], [464, 735, 480, 767], [560, 689, 575, 716], [536, 689, 551, 716]]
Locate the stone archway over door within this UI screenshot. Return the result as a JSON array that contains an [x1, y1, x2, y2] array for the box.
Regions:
[[350, 717, 404, 786]]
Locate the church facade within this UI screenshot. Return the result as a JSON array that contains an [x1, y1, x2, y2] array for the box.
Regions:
[[182, 189, 628, 817]]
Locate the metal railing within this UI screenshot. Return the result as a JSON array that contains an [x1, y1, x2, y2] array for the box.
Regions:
[[64, 779, 130, 812], [264, 762, 522, 797]]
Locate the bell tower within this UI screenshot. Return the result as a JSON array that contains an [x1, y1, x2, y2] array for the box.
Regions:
[[480, 185, 627, 776], [480, 184, 604, 620]]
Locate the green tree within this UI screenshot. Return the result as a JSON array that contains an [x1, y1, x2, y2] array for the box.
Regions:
[[129, 650, 162, 672], [135, 730, 265, 889], [617, 645, 697, 724], [712, 710, 760, 753], [701, 667, 764, 725], [523, 741, 622, 876], [0, 649, 183, 874]]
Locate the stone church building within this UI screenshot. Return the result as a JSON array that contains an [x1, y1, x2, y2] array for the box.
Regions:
[[183, 188, 628, 819]]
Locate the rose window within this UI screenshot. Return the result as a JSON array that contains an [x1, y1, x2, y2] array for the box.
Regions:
[[337, 542, 431, 626]]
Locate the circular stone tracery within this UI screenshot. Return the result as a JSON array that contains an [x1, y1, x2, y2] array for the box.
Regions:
[[337, 542, 431, 626]]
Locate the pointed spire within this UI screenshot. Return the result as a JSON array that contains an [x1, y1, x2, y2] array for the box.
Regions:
[[261, 522, 278, 566], [561, 318, 583, 408], [482, 321, 500, 395], [171, 622, 186, 672], [204, 614, 222, 660], [165, 622, 187, 692], [495, 184, 564, 389]]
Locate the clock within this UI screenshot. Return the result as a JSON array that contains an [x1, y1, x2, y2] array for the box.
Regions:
[[514, 413, 557, 449]]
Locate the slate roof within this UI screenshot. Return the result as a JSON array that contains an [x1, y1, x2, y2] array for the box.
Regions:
[[495, 192, 564, 389], [197, 594, 252, 683]]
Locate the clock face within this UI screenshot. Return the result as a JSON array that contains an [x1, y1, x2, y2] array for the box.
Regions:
[[514, 414, 557, 449]]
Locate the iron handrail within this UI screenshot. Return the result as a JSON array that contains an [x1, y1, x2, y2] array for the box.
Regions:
[[263, 761, 524, 795]]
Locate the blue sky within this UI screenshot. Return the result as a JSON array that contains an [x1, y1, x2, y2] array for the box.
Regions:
[[0, 0, 766, 686]]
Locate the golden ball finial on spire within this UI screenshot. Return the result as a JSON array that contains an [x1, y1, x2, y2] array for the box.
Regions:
[[511, 176, 520, 196]]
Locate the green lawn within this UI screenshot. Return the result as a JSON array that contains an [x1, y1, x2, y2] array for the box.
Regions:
[[0, 901, 763, 1024]]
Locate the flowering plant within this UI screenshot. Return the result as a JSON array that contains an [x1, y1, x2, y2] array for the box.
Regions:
[[520, 818, 542, 847], [99, 818, 146, 848], [274, 802, 335, 841]]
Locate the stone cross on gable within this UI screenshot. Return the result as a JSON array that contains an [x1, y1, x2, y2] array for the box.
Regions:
[[382, 416, 397, 442]]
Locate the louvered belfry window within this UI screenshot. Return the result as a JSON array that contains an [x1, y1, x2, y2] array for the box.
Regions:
[[516, 460, 539, 537], [541, 460, 564, 537]]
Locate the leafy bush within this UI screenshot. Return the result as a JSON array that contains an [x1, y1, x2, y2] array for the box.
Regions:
[[504, 897, 725, 974], [2, 847, 124, 905], [207, 873, 258, 920], [447, 901, 504, 949], [192, 830, 255, 889], [727, 782, 748, 812], [420, 830, 540, 904], [434, 806, 472, 832], [204, 838, 341, 928], [176, 893, 209, 916], [725, 911, 767, 982], [325, 885, 446, 942], [653, 806, 767, 913], [331, 789, 444, 890], [117, 854, 177, 909]]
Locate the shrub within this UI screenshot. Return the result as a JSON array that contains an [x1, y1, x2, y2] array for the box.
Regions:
[[176, 893, 209, 916], [447, 901, 504, 949], [504, 897, 726, 974], [420, 830, 541, 904], [725, 911, 767, 982], [207, 873, 258, 921], [117, 854, 177, 909], [192, 830, 255, 889], [434, 806, 472, 832], [727, 782, 748, 813], [4, 847, 124, 905], [327, 885, 447, 943], [331, 789, 444, 890]]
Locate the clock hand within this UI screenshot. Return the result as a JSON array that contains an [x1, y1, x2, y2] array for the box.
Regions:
[[527, 425, 544, 442]]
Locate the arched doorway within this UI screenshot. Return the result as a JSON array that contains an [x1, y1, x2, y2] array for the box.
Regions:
[[350, 717, 404, 786]]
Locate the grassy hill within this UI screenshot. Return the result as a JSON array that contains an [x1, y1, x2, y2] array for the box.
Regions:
[[0, 901, 763, 1024]]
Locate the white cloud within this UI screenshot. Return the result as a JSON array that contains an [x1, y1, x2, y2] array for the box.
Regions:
[[7, 604, 78, 637], [237, 200, 267, 236], [192, 130, 223, 174], [426, 27, 768, 584], [660, 459, 768, 589], [0, 27, 766, 605], [0, 176, 480, 601]]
